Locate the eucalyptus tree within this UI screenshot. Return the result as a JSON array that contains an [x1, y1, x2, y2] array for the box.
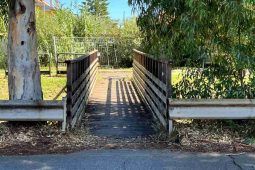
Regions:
[[7, 0, 43, 100]]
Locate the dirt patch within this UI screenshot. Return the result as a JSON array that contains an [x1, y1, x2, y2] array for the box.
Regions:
[[0, 117, 255, 156]]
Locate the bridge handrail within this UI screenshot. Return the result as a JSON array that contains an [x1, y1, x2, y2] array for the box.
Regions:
[[65, 50, 99, 127], [132, 49, 172, 129]]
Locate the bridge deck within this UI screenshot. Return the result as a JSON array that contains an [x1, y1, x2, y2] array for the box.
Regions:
[[86, 70, 156, 138]]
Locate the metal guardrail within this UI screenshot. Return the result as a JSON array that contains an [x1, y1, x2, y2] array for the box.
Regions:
[[0, 98, 67, 131], [168, 99, 255, 132]]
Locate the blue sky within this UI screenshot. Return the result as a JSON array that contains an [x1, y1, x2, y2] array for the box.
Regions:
[[60, 0, 133, 21]]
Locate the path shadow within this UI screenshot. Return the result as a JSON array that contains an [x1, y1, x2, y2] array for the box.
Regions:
[[86, 77, 155, 138]]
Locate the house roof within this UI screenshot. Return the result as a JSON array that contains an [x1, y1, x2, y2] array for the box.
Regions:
[[35, 0, 59, 11]]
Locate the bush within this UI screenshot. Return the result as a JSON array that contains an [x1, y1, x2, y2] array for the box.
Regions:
[[173, 56, 255, 99], [0, 38, 7, 69]]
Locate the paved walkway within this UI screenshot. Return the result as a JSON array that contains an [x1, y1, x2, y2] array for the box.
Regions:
[[86, 70, 155, 138], [0, 150, 254, 170]]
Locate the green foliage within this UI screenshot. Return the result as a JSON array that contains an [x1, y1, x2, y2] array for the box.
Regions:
[[0, 38, 7, 69], [0, 12, 7, 69], [173, 64, 255, 99], [121, 17, 140, 37], [73, 9, 119, 37], [36, 8, 77, 54], [0, 17, 6, 34], [0, 0, 7, 34], [130, 0, 255, 63], [130, 0, 255, 98], [82, 0, 109, 17], [0, 2, 141, 68], [0, 0, 8, 24]]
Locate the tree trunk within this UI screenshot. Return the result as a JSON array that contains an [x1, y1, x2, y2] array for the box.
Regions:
[[8, 0, 43, 100]]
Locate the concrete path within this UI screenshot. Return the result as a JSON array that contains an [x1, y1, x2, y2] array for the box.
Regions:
[[0, 150, 254, 170], [86, 70, 155, 138]]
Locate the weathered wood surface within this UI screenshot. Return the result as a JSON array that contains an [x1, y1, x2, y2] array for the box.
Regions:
[[86, 70, 155, 138], [66, 50, 98, 127], [133, 71, 167, 127], [133, 62, 167, 102], [132, 49, 171, 129], [8, 0, 43, 100], [70, 61, 98, 114], [133, 60, 167, 92], [56, 52, 88, 74]]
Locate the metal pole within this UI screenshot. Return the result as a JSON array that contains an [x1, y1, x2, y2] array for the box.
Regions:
[[53, 36, 58, 74]]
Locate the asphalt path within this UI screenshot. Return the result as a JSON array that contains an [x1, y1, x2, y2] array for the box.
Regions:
[[0, 150, 255, 170]]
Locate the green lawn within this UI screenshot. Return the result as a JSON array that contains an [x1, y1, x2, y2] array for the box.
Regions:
[[0, 68, 183, 100], [0, 69, 66, 100]]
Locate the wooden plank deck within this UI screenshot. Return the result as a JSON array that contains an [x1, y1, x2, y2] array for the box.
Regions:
[[85, 70, 156, 138]]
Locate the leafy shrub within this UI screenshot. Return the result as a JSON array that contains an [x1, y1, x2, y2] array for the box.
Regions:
[[0, 38, 7, 69], [131, 0, 255, 98], [173, 56, 255, 99]]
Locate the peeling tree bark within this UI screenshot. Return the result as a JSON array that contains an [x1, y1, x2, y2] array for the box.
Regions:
[[8, 0, 43, 100]]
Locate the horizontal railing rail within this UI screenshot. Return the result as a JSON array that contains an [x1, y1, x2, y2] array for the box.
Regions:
[[133, 50, 255, 134], [133, 49, 171, 128]]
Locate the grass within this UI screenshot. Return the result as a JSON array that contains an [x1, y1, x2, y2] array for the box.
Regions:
[[0, 69, 66, 100], [0, 68, 183, 100]]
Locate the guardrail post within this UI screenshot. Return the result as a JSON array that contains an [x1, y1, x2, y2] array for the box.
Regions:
[[165, 60, 173, 133], [62, 97, 67, 132]]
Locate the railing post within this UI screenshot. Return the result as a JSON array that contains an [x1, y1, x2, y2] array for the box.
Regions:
[[66, 61, 73, 128]]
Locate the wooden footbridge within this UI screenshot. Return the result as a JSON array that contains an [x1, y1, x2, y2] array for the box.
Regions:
[[1, 49, 255, 136], [64, 49, 255, 136], [65, 50, 169, 137]]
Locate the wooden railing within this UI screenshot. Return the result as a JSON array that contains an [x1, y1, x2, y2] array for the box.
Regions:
[[66, 50, 99, 127], [56, 53, 86, 74], [133, 49, 171, 128], [133, 50, 255, 134]]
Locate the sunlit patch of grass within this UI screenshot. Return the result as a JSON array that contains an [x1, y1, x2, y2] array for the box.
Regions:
[[0, 70, 8, 100], [0, 68, 184, 100], [41, 75, 66, 100]]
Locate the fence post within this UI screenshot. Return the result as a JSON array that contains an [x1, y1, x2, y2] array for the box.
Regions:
[[48, 52, 52, 77], [53, 36, 58, 74]]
